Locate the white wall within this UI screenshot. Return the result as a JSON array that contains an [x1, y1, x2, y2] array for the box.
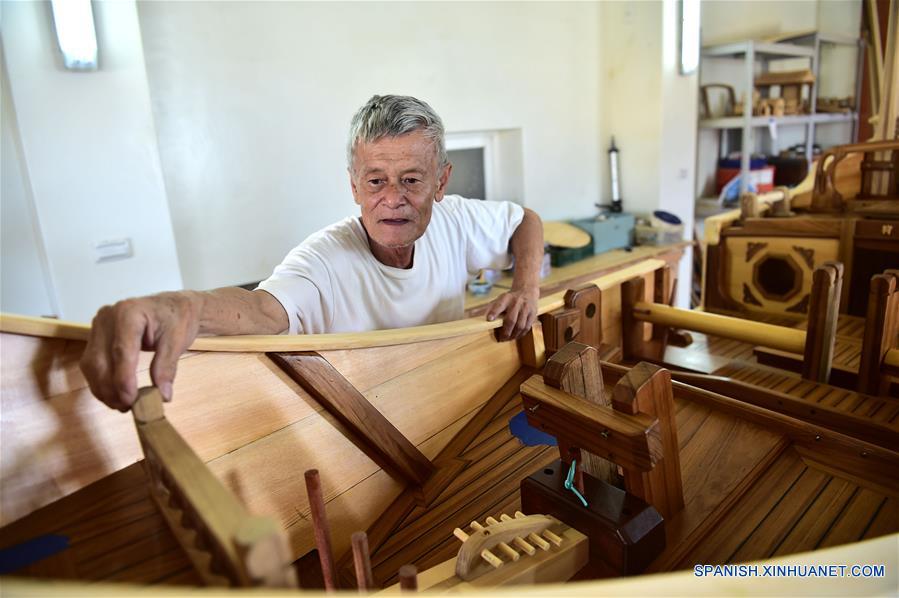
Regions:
[[599, 0, 697, 307], [1, 44, 57, 318], [137, 1, 603, 290], [1, 0, 182, 322]]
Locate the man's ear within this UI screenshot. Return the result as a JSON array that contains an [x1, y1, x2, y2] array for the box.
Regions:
[[348, 168, 361, 205], [435, 162, 453, 202]]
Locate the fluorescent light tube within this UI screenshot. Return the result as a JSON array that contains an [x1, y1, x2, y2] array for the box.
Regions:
[[51, 0, 98, 70]]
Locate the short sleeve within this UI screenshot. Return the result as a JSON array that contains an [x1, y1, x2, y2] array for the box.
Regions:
[[256, 249, 332, 334], [454, 198, 525, 272]]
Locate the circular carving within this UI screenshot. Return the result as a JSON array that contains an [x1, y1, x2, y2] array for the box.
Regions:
[[752, 253, 803, 302]]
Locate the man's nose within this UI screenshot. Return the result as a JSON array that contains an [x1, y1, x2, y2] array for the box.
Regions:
[[382, 183, 407, 207]]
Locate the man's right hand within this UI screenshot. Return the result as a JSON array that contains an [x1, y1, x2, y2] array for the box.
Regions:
[[80, 292, 203, 412]]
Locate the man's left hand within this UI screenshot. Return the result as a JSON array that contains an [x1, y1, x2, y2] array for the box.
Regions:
[[485, 286, 540, 341]]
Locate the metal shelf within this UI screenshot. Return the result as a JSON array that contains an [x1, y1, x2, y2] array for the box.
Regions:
[[702, 41, 815, 59], [699, 112, 857, 130]]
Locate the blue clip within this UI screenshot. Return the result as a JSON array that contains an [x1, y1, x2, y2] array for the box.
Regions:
[[563, 459, 588, 507]]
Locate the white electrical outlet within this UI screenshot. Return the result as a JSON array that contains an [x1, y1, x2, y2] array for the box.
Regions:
[[94, 238, 133, 263]]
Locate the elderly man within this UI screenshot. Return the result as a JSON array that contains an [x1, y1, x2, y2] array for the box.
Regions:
[[81, 95, 544, 411]]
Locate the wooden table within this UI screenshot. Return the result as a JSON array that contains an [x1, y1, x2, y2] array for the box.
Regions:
[[464, 243, 689, 316]]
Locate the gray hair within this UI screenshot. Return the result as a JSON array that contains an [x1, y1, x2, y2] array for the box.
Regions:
[[347, 95, 448, 173]]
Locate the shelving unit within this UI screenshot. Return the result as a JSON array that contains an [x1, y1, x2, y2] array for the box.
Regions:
[[698, 34, 863, 194]]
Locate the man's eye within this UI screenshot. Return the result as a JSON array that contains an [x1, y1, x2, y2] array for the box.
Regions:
[[403, 178, 421, 185], [368, 179, 384, 186]]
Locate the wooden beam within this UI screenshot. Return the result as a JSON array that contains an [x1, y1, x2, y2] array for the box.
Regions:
[[563, 284, 603, 349], [668, 370, 899, 451], [268, 352, 434, 486], [802, 262, 844, 382], [631, 302, 807, 354], [611, 363, 684, 519], [521, 375, 661, 472]]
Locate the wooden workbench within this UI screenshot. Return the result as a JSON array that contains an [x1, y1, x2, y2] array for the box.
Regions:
[[464, 243, 689, 316]]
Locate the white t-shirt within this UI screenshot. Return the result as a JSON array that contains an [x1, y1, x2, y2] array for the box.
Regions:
[[257, 195, 524, 334]]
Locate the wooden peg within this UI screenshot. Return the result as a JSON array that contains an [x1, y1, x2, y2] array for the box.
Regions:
[[132, 387, 165, 424], [350, 531, 373, 592], [471, 521, 519, 561], [513, 511, 562, 545], [485, 516, 534, 555], [398, 564, 418, 592], [304, 469, 336, 591], [500, 514, 549, 550]]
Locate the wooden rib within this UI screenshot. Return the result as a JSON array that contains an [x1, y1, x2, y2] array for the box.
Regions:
[[451, 528, 503, 568], [0, 259, 667, 351], [499, 513, 549, 550], [270, 352, 434, 487], [471, 521, 519, 561]]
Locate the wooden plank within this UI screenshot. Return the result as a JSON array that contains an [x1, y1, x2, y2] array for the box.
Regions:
[[722, 218, 843, 238], [772, 477, 859, 556], [818, 489, 887, 548], [668, 371, 899, 450], [563, 284, 602, 349], [521, 376, 661, 472], [679, 448, 806, 567], [268, 352, 434, 487], [543, 343, 616, 484], [728, 466, 831, 562], [601, 363, 899, 493], [611, 363, 684, 518], [802, 262, 843, 382]]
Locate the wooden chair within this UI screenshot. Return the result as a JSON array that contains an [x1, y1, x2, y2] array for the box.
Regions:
[[131, 388, 298, 587]]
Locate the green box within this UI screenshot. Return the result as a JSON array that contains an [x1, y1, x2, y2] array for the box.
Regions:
[[570, 213, 635, 254]]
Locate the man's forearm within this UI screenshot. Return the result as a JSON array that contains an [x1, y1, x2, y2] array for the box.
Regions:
[[509, 208, 544, 292], [187, 287, 288, 336]]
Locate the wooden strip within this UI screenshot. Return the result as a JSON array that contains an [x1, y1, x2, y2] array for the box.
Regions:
[[679, 449, 806, 567], [772, 477, 858, 557], [269, 352, 434, 486], [862, 497, 898, 540], [818, 489, 887, 548], [0, 259, 667, 352], [858, 272, 899, 395], [668, 371, 899, 450], [521, 376, 660, 472], [728, 466, 831, 562], [601, 362, 899, 491], [801, 265, 841, 383]]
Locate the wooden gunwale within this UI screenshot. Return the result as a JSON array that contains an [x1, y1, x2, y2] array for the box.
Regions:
[[0, 259, 665, 352]]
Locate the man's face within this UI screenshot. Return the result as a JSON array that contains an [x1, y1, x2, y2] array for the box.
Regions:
[[350, 130, 451, 258]]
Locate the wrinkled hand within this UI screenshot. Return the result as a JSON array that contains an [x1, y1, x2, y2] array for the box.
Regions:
[[80, 292, 202, 412], [485, 286, 540, 341]]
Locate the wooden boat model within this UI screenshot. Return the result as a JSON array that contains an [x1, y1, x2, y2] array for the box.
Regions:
[[1, 249, 896, 595]]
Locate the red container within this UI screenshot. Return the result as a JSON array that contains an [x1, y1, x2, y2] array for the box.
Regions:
[[715, 165, 776, 194]]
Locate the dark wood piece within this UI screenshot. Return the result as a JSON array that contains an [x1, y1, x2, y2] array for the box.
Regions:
[[398, 564, 418, 591], [270, 352, 434, 486], [802, 262, 844, 382], [858, 270, 899, 395], [351, 531, 373, 592], [520, 459, 664, 576], [611, 363, 684, 519], [305, 469, 337, 591], [544, 343, 616, 485]]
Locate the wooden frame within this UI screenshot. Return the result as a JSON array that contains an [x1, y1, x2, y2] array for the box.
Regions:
[[131, 388, 297, 588]]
